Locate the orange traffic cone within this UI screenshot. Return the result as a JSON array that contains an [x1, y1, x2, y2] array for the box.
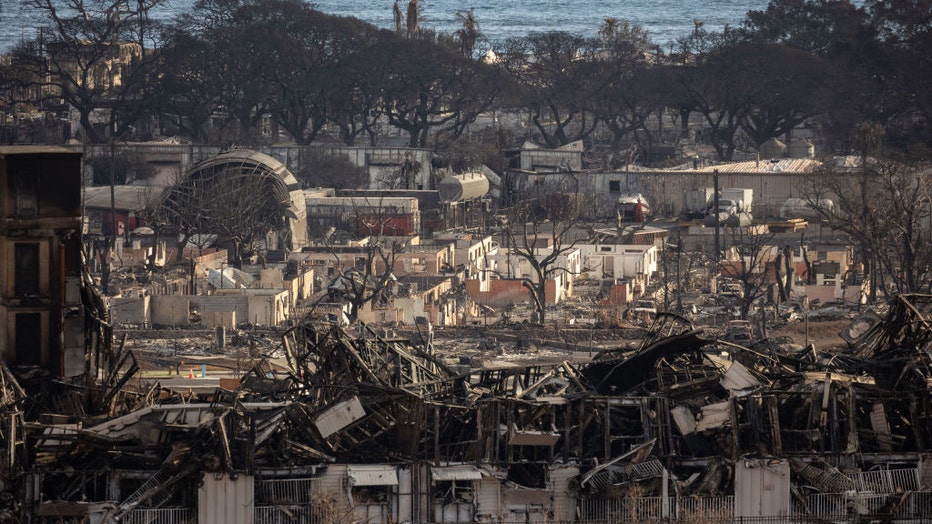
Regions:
[[187, 369, 195, 379]]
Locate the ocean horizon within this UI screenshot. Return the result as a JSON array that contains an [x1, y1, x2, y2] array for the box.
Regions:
[[1, 0, 783, 53]]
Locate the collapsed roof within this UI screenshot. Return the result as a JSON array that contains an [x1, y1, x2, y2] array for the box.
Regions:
[[5, 295, 932, 519]]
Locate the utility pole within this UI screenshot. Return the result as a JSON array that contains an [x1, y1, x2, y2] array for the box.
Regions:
[[713, 168, 720, 264], [171, 305, 177, 356], [804, 295, 810, 349], [110, 140, 117, 250], [675, 232, 683, 312]]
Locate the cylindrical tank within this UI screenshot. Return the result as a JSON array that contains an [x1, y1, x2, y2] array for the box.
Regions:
[[438, 172, 490, 202]]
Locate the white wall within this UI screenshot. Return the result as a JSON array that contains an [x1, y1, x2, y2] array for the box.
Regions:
[[550, 465, 580, 521], [579, 244, 658, 283], [198, 474, 255, 524], [735, 458, 790, 517], [109, 294, 150, 326]]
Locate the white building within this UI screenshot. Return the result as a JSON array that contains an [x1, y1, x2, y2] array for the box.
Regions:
[[577, 243, 659, 287], [481, 246, 582, 305]]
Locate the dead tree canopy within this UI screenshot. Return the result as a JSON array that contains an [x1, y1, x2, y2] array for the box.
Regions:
[[500, 182, 585, 324], [805, 156, 932, 297]]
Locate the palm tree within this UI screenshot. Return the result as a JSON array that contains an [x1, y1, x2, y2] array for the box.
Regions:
[[406, 0, 422, 36], [392, 1, 403, 33], [599, 17, 619, 42], [454, 8, 481, 57]]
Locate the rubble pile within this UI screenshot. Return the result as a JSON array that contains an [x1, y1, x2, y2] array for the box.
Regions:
[[3, 295, 932, 522]]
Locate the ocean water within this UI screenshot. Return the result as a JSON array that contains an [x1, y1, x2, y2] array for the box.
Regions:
[[0, 0, 776, 52], [297, 0, 769, 49]]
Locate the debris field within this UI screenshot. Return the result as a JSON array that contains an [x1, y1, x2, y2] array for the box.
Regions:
[[3, 295, 932, 522]]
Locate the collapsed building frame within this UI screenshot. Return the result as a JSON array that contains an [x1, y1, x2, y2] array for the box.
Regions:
[[2, 295, 932, 523]]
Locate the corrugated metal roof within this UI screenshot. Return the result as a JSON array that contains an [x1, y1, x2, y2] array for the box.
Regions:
[[207, 268, 253, 290], [184, 149, 305, 219], [347, 465, 398, 486], [690, 158, 823, 174], [83, 186, 163, 210], [431, 465, 483, 481]]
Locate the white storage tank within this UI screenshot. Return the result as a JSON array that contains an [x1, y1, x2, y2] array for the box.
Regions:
[[438, 172, 490, 202]]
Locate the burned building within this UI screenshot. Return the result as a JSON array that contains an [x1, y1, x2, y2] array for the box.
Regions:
[[0, 146, 112, 519], [1, 156, 931, 524], [0, 146, 109, 383], [4, 296, 929, 523]]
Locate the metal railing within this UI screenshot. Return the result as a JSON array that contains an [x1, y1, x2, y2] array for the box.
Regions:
[[254, 505, 317, 524], [579, 492, 932, 523], [851, 468, 920, 492], [341, 519, 932, 524], [123, 508, 195, 524], [233, 487, 932, 524], [256, 477, 318, 505], [580, 496, 734, 521], [804, 491, 932, 517], [678, 495, 735, 517]]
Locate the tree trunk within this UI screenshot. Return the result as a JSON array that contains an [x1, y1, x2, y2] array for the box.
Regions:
[[96, 241, 111, 295], [801, 234, 813, 285], [534, 285, 546, 324], [349, 302, 360, 324], [80, 110, 102, 144], [740, 296, 751, 320], [176, 234, 189, 262], [233, 240, 244, 269], [146, 228, 160, 271], [524, 279, 548, 324], [679, 108, 690, 137]]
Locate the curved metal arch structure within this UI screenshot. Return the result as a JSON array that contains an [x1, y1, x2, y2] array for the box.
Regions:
[[161, 149, 307, 257]]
